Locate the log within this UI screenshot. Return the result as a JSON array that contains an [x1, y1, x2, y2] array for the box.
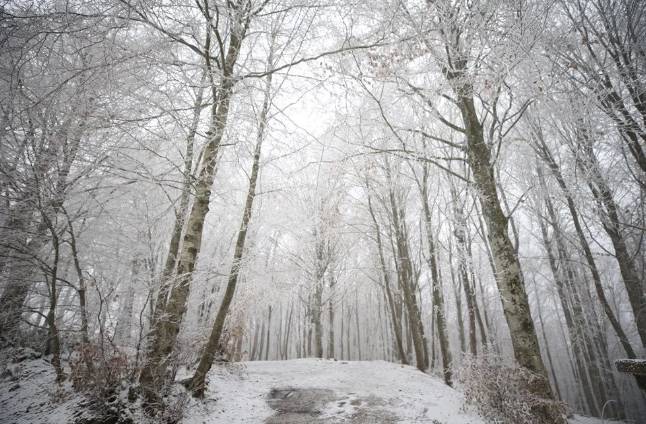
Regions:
[[615, 359, 646, 375], [615, 359, 646, 392]]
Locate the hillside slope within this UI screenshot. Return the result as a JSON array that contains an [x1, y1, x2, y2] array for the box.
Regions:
[[1, 355, 622, 423], [184, 358, 483, 423]]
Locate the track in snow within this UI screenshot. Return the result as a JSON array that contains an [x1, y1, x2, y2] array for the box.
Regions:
[[184, 358, 483, 423]]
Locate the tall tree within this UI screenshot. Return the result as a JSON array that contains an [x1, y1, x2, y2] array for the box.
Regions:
[[138, 1, 253, 402], [189, 56, 274, 396]]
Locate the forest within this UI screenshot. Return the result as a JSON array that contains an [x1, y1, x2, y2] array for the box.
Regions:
[[0, 0, 645, 423]]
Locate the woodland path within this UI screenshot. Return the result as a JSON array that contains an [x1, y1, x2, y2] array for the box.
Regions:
[[185, 359, 483, 423], [265, 385, 397, 423]]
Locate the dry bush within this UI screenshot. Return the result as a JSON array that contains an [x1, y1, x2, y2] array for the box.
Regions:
[[70, 343, 188, 424], [70, 344, 129, 394], [457, 355, 566, 424], [158, 386, 190, 423], [70, 343, 136, 424]]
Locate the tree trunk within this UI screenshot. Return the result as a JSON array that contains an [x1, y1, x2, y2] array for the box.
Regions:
[[367, 193, 408, 364], [43, 213, 64, 383], [532, 278, 562, 402], [257, 320, 266, 361], [449, 184, 478, 356], [306, 302, 312, 357], [354, 290, 362, 361], [283, 303, 293, 360], [327, 277, 335, 359], [539, 165, 629, 416], [418, 167, 453, 385], [276, 305, 283, 360], [537, 198, 599, 416], [345, 304, 351, 360], [139, 15, 248, 400], [153, 73, 206, 319], [311, 279, 324, 358], [265, 305, 272, 361], [535, 137, 638, 357], [579, 141, 646, 348], [115, 259, 139, 347], [250, 321, 260, 361], [448, 238, 466, 354], [466, 231, 489, 350], [67, 213, 91, 359], [189, 67, 272, 395], [447, 81, 560, 418], [0, 122, 85, 340], [339, 301, 344, 360], [388, 183, 427, 371]]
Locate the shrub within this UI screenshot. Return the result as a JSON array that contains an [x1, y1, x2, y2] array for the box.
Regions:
[[70, 343, 189, 423], [70, 344, 128, 392], [70, 343, 135, 424], [457, 355, 566, 424]]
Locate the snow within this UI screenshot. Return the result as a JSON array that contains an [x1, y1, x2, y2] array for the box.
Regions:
[[0, 355, 625, 424], [183, 359, 623, 424], [183, 358, 484, 423], [569, 417, 623, 424], [0, 355, 80, 424]]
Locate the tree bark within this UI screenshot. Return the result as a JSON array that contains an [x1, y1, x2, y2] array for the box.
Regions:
[[339, 301, 344, 360], [354, 290, 362, 361], [0, 113, 86, 340], [139, 15, 247, 400], [265, 305, 272, 361], [536, 194, 600, 416], [450, 186, 478, 357], [153, 73, 206, 319], [250, 321, 259, 361], [443, 69, 560, 418], [578, 137, 646, 348], [42, 212, 64, 383], [311, 278, 324, 358], [257, 320, 266, 361], [388, 181, 428, 371], [283, 303, 293, 360], [418, 166, 453, 385], [533, 278, 562, 402], [367, 193, 408, 365], [534, 139, 638, 358], [448, 238, 466, 354], [327, 276, 335, 359], [188, 66, 272, 396]]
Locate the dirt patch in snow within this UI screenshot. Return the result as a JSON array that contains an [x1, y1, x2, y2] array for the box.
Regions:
[[329, 394, 399, 423], [265, 386, 399, 423], [266, 387, 334, 423]]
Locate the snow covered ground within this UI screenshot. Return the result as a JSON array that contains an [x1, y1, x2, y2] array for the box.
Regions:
[[0, 355, 625, 423], [183, 359, 616, 424], [0, 355, 84, 424], [183, 358, 484, 424]]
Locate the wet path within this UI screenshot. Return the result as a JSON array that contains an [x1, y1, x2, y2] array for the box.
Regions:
[[265, 386, 398, 423]]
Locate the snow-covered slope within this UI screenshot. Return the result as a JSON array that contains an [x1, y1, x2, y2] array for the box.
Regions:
[[183, 359, 622, 424], [0, 355, 82, 424], [184, 358, 484, 423], [1, 355, 622, 423]]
